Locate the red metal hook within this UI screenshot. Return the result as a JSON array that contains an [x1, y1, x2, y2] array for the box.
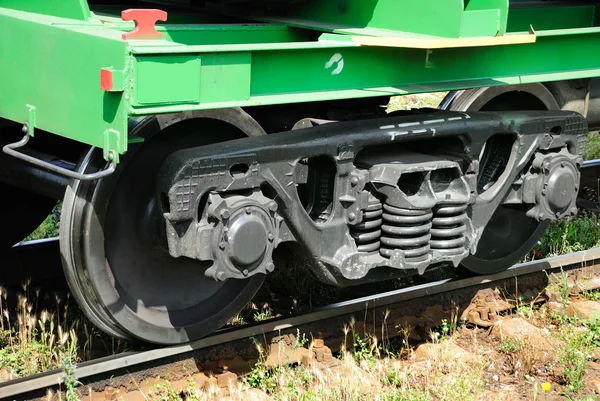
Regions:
[[121, 9, 168, 40]]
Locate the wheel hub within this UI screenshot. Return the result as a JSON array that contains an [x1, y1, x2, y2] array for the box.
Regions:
[[200, 190, 278, 281], [523, 150, 582, 220]]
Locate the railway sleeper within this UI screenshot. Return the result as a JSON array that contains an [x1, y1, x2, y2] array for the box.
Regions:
[[158, 109, 587, 287]]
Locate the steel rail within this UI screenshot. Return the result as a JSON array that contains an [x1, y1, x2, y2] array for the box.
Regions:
[[2, 247, 600, 399]]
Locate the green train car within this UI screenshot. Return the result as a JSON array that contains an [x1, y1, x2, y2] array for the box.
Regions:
[[0, 0, 598, 344]]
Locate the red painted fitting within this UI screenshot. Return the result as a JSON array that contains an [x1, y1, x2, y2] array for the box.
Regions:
[[121, 9, 168, 40]]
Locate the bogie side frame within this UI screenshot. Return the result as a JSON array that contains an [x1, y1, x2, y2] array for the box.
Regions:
[[3, 0, 600, 161]]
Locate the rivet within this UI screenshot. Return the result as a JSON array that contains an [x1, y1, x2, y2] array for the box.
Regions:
[[350, 176, 359, 187], [266, 262, 275, 272], [217, 272, 227, 281], [242, 269, 249, 276], [348, 212, 356, 222], [245, 207, 251, 214], [268, 232, 274, 242], [560, 161, 565, 168], [21, 124, 28, 134], [220, 209, 231, 219], [269, 202, 278, 212], [107, 151, 115, 161], [219, 241, 226, 250]]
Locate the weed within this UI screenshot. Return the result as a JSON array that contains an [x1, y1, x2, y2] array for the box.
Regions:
[[529, 213, 600, 260], [61, 354, 80, 401], [0, 285, 79, 377], [252, 303, 272, 322], [499, 338, 522, 354], [549, 269, 574, 307], [584, 131, 600, 161], [155, 381, 182, 401], [557, 324, 593, 393]]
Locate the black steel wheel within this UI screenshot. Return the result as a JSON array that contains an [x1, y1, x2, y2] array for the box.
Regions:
[[0, 184, 57, 248], [61, 116, 266, 344], [441, 84, 558, 274]]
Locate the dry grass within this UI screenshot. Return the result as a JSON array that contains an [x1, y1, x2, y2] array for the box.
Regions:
[[145, 290, 600, 401], [0, 281, 79, 379]]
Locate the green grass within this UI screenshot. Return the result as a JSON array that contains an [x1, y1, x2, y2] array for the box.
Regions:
[[387, 93, 447, 112], [584, 131, 600, 161], [24, 201, 61, 242], [529, 213, 600, 260]]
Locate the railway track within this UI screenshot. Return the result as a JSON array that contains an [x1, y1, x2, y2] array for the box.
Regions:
[[2, 249, 600, 400], [1, 160, 600, 400]]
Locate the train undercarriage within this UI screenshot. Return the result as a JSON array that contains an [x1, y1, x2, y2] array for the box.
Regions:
[[2, 0, 600, 344], [0, 88, 590, 343]]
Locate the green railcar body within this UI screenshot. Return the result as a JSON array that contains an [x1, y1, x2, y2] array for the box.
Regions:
[[1, 0, 600, 160]]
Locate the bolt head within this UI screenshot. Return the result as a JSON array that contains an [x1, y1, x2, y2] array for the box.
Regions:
[[350, 176, 359, 187], [571, 207, 578, 215], [267, 232, 274, 242], [242, 269, 249, 277], [220, 209, 231, 219], [560, 161, 565, 168], [348, 212, 356, 222], [266, 262, 275, 272], [21, 124, 28, 134], [217, 272, 227, 281], [245, 207, 251, 214], [219, 241, 226, 250], [269, 202, 278, 212]]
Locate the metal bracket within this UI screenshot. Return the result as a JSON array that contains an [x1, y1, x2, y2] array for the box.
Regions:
[[103, 129, 121, 163], [3, 133, 116, 181]]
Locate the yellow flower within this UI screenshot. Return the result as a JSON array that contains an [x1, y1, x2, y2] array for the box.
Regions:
[[541, 382, 551, 392]]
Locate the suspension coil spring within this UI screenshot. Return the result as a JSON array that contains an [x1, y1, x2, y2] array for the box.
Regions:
[[350, 197, 383, 253], [380, 203, 432, 260], [430, 204, 468, 255]]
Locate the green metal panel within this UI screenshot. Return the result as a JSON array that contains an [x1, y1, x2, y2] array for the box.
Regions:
[[294, 0, 466, 38], [507, 6, 596, 32], [0, 8, 128, 154], [199, 53, 252, 103], [134, 55, 201, 106], [462, 0, 508, 36], [0, 0, 91, 21], [270, 0, 508, 38]]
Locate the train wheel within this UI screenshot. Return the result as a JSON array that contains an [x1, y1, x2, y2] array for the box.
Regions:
[[442, 84, 559, 274], [60, 112, 267, 344], [0, 184, 57, 248]]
